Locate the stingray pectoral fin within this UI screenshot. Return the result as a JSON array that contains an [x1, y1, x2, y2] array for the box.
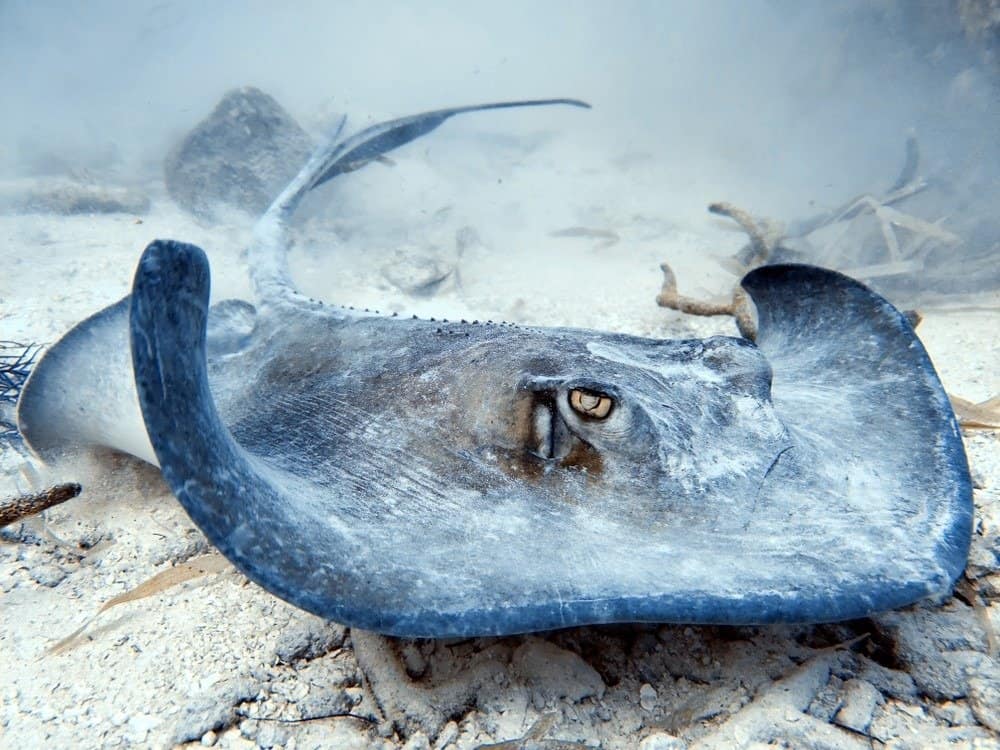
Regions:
[[16, 296, 157, 464], [742, 264, 973, 602], [130, 240, 360, 622]]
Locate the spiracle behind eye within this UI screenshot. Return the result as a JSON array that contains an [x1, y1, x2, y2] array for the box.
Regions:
[[568, 388, 614, 419]]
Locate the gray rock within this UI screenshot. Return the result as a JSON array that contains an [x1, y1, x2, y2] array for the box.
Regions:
[[908, 650, 990, 700], [968, 662, 1000, 733], [511, 638, 606, 703], [164, 86, 314, 219], [966, 533, 1000, 579], [854, 655, 919, 701], [28, 561, 68, 588], [806, 674, 844, 722], [833, 678, 882, 733], [874, 605, 992, 699], [253, 721, 289, 749], [639, 683, 658, 711], [273, 614, 346, 663], [877, 604, 988, 655], [929, 700, 977, 727], [434, 720, 458, 749], [402, 732, 431, 750], [381, 246, 456, 298], [169, 677, 259, 745]]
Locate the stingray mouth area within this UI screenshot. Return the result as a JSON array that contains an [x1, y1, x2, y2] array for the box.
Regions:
[[531, 397, 573, 461]]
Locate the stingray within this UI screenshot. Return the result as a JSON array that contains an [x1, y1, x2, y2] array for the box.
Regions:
[[15, 99, 972, 637]]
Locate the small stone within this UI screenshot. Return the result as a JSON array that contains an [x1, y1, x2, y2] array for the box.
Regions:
[[254, 721, 289, 749], [833, 679, 882, 733], [273, 616, 346, 663], [381, 247, 456, 298], [930, 700, 977, 727], [434, 720, 459, 750], [239, 718, 258, 739], [968, 667, 1000, 732], [402, 732, 431, 750], [400, 640, 428, 679], [511, 638, 605, 703], [640, 683, 658, 711], [200, 730, 218, 747], [29, 561, 68, 587], [639, 731, 687, 750]]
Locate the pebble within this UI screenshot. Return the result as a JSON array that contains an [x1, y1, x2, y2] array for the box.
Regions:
[[968, 667, 1000, 733], [511, 638, 606, 703], [833, 678, 882, 733], [402, 732, 431, 750], [639, 731, 687, 750], [640, 683, 658, 711], [200, 730, 218, 746], [433, 720, 459, 750]]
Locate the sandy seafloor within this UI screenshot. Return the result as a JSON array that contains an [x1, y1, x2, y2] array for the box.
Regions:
[[0, 125, 998, 750]]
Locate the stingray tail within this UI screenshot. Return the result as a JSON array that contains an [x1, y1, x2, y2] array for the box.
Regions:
[[248, 98, 590, 305], [0, 342, 41, 445]]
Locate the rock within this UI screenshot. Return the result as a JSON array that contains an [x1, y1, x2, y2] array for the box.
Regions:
[[273, 613, 345, 663], [169, 677, 259, 745], [930, 700, 977, 727], [640, 683, 658, 711], [165, 86, 314, 219], [28, 561, 68, 588], [639, 732, 687, 750], [908, 650, 989, 700], [968, 663, 1000, 732], [433, 720, 458, 749], [874, 605, 992, 698], [0, 178, 149, 215], [869, 698, 994, 748], [381, 246, 456, 297], [966, 533, 1000, 579], [402, 732, 431, 750], [511, 638, 606, 704], [254, 721, 289, 749], [833, 679, 882, 733], [854, 656, 919, 701]]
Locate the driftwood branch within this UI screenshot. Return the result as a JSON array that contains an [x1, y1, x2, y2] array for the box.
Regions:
[[0, 483, 82, 528]]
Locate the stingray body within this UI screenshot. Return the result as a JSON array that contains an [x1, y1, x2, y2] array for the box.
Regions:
[[16, 100, 972, 637]]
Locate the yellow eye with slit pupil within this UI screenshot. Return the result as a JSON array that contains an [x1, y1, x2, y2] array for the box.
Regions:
[[568, 389, 614, 419]]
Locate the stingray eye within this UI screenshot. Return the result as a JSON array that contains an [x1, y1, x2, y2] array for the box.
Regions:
[[568, 388, 614, 419]]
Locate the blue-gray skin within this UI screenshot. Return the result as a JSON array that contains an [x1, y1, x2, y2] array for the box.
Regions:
[[16, 100, 972, 637]]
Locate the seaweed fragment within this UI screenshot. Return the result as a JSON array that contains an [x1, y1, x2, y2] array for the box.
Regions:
[[0, 341, 40, 443], [48, 553, 231, 655]]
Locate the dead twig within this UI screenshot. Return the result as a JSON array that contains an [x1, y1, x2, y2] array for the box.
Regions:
[[656, 261, 757, 340], [708, 202, 778, 269], [0, 483, 82, 528]]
